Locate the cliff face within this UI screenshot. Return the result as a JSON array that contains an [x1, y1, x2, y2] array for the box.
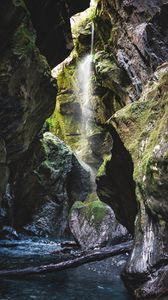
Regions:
[[113, 66, 168, 299], [0, 0, 89, 231], [25, 0, 89, 68], [48, 0, 168, 297], [94, 0, 168, 298], [0, 0, 168, 298], [95, 0, 168, 100]]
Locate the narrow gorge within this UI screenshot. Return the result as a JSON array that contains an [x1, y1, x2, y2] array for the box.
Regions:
[[0, 0, 168, 299]]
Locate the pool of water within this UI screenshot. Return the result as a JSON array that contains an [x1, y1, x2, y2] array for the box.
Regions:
[[0, 238, 134, 300]]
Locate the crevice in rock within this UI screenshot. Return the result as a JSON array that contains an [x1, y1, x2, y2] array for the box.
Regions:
[[97, 125, 138, 235]]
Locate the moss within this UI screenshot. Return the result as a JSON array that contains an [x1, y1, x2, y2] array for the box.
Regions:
[[48, 106, 81, 150], [87, 200, 107, 223], [70, 201, 84, 210], [88, 124, 104, 137], [12, 0, 28, 11], [70, 198, 107, 225], [97, 154, 112, 177], [72, 3, 97, 53], [13, 23, 36, 59], [110, 68, 168, 208]]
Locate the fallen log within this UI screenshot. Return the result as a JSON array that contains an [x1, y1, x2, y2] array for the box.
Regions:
[[0, 241, 133, 277]]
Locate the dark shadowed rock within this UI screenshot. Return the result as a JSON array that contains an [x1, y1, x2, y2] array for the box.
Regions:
[[25, 0, 90, 67], [0, 0, 90, 232], [0, 226, 18, 240], [0, 0, 57, 228], [96, 137, 137, 235], [19, 132, 91, 237]]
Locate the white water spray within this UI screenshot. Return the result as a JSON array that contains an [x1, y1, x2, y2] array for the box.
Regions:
[[75, 23, 96, 191], [77, 23, 94, 137]]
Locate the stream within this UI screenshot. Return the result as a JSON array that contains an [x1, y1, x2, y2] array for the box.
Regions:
[[0, 238, 134, 300]]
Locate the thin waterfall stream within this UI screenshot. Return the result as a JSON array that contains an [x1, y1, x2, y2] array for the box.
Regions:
[[75, 23, 97, 192]]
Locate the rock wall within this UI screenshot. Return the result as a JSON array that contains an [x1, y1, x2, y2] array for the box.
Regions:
[[0, 0, 89, 232], [111, 66, 168, 299], [95, 0, 168, 100], [0, 0, 168, 298], [94, 0, 168, 298], [47, 7, 168, 297], [25, 0, 89, 67]]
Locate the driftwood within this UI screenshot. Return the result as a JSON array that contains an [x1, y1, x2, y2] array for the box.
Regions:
[[0, 241, 133, 277]]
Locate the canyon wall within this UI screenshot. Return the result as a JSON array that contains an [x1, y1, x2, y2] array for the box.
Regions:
[[0, 0, 168, 298], [0, 0, 89, 234]]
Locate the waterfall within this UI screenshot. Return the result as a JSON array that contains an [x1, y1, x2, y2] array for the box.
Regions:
[[75, 23, 97, 192], [77, 22, 94, 138], [77, 54, 92, 134]]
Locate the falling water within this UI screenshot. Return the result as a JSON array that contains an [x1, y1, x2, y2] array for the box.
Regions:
[[77, 55, 92, 134], [77, 23, 94, 137], [75, 23, 97, 191]]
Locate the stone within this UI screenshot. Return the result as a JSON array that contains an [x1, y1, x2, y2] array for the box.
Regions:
[[109, 67, 168, 297], [96, 0, 168, 100], [0, 140, 8, 207], [25, 0, 90, 67], [96, 131, 138, 234], [20, 132, 91, 237], [69, 195, 130, 250], [0, 0, 89, 232], [0, 226, 19, 240]]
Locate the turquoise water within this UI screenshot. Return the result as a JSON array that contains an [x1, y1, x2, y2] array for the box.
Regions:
[[0, 238, 134, 300]]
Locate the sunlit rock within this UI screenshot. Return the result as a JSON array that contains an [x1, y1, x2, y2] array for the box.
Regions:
[[69, 194, 130, 250]]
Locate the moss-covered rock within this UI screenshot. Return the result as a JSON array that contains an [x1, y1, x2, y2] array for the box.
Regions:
[[0, 0, 57, 230], [106, 65, 168, 298], [111, 66, 168, 221], [48, 4, 122, 170], [95, 0, 168, 100], [69, 194, 129, 249], [0, 0, 90, 232], [16, 132, 91, 237]]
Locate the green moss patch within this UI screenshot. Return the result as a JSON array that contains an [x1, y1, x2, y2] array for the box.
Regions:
[[70, 198, 107, 225]]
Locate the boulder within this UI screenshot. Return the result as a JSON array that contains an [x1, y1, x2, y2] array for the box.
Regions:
[[69, 195, 130, 250], [22, 132, 91, 237]]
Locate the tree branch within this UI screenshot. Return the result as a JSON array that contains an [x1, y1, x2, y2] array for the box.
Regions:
[[0, 241, 133, 277]]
